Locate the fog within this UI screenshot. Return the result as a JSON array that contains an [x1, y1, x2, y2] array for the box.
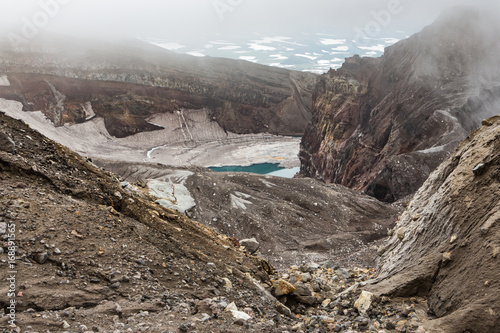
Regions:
[[1, 0, 499, 44]]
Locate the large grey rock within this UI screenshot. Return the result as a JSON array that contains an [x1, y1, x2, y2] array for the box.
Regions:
[[239, 238, 260, 254]]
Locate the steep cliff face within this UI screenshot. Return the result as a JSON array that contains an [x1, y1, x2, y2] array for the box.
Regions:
[[0, 36, 317, 137], [365, 115, 500, 332], [300, 7, 500, 201]]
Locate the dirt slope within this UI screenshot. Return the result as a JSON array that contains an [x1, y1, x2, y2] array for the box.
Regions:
[[0, 111, 299, 332], [366, 115, 500, 332], [98, 161, 401, 269]]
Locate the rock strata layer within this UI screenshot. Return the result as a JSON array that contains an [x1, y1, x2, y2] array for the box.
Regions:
[[0, 35, 317, 137]]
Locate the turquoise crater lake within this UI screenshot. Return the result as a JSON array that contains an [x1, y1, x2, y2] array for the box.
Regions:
[[208, 163, 300, 178]]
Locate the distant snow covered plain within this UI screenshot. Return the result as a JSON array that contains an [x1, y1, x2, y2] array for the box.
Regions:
[[144, 32, 407, 74]]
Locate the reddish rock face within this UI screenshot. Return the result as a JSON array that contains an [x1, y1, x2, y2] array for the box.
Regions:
[[0, 37, 317, 138], [299, 7, 500, 202]]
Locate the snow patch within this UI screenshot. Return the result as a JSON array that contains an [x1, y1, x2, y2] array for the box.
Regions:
[[230, 193, 253, 210], [82, 101, 96, 120], [416, 145, 446, 154], [186, 51, 205, 57], [148, 170, 196, 214], [152, 42, 186, 51], [0, 75, 10, 86], [260, 179, 276, 188]]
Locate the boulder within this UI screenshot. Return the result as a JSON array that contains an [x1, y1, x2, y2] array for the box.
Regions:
[[272, 279, 295, 297], [354, 291, 375, 315], [239, 238, 260, 254]]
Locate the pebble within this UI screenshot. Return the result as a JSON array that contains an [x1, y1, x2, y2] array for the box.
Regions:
[[34, 252, 48, 264]]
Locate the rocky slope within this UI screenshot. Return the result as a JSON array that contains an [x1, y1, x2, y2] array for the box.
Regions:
[[300, 6, 500, 202], [365, 115, 500, 332], [0, 100, 433, 333], [0, 111, 296, 332], [0, 34, 317, 137], [97, 161, 401, 269]]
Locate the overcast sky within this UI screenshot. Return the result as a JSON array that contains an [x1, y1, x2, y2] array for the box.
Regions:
[[1, 0, 499, 43]]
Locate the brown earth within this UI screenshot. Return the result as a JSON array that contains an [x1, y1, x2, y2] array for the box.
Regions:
[[299, 6, 500, 202], [366, 115, 500, 332], [0, 35, 317, 138], [0, 111, 296, 332]]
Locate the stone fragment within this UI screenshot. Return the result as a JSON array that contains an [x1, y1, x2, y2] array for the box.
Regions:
[[275, 302, 292, 316], [0, 222, 6, 235], [272, 279, 295, 296], [239, 238, 260, 254], [354, 291, 375, 315], [222, 277, 232, 290], [34, 252, 48, 264], [321, 298, 331, 307], [292, 283, 312, 296], [320, 260, 339, 269], [0, 132, 15, 153], [224, 302, 238, 312], [299, 272, 312, 282], [230, 310, 251, 321], [295, 295, 319, 305], [472, 163, 486, 176], [300, 262, 320, 273], [336, 268, 350, 280], [397, 227, 406, 240]]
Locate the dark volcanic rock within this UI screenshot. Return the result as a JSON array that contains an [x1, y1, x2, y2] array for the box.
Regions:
[[366, 115, 500, 332], [299, 6, 500, 202], [0, 36, 317, 137]]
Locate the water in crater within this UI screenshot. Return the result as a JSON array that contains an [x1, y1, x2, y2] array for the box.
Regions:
[[208, 163, 300, 178]]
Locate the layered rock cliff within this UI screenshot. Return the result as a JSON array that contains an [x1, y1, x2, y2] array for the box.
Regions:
[[366, 115, 500, 332], [0, 35, 317, 137], [300, 6, 500, 202]]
